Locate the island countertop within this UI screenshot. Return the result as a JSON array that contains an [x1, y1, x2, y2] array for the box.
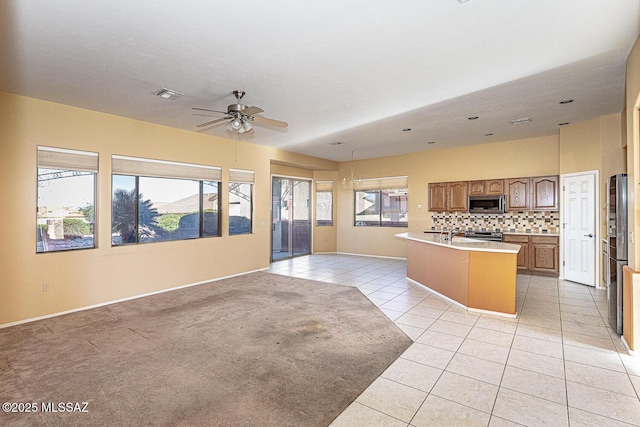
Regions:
[[396, 232, 521, 254], [395, 232, 519, 316]]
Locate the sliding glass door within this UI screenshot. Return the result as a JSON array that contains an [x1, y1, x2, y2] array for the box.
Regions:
[[271, 176, 311, 261]]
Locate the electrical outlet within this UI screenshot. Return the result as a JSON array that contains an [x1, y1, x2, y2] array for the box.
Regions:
[[42, 283, 50, 292]]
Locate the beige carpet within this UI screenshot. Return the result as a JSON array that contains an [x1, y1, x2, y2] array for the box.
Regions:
[[0, 272, 411, 426]]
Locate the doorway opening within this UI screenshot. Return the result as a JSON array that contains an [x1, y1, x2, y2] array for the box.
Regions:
[[271, 176, 311, 261]]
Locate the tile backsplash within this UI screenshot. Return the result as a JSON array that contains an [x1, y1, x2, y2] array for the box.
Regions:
[[430, 211, 559, 234]]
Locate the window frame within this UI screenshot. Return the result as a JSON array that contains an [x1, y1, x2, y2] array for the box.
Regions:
[[36, 146, 98, 253], [111, 155, 222, 246], [353, 176, 408, 228], [228, 169, 254, 236], [228, 181, 253, 236], [315, 180, 334, 227]]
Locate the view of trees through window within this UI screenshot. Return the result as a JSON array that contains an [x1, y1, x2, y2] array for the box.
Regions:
[[354, 189, 408, 227], [37, 168, 96, 252], [111, 175, 220, 245]]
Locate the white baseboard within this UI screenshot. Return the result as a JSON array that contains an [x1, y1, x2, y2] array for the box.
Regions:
[[0, 267, 270, 330], [336, 252, 407, 260]]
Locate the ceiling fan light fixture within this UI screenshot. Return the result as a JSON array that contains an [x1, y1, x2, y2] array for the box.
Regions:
[[194, 90, 287, 134], [231, 117, 242, 129]]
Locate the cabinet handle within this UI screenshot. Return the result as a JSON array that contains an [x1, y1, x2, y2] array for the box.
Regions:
[[584, 234, 594, 238]]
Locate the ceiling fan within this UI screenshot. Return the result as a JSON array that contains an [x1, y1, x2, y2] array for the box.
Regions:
[[193, 90, 288, 135]]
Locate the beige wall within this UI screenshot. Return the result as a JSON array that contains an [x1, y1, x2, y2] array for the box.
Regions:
[[625, 34, 640, 349], [336, 136, 560, 257], [2, 45, 634, 330], [627, 36, 640, 271], [313, 170, 339, 253], [0, 92, 336, 326], [559, 113, 625, 287]]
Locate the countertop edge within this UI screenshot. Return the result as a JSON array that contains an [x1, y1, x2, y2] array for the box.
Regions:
[[396, 232, 521, 254], [424, 230, 559, 237]]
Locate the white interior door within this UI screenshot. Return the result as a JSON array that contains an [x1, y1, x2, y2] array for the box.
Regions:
[[562, 172, 597, 286]]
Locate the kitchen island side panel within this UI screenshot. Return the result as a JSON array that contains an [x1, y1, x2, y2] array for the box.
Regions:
[[406, 240, 470, 306], [468, 251, 517, 315]]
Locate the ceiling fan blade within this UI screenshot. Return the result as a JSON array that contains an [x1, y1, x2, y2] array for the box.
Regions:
[[246, 128, 255, 136], [244, 106, 264, 116], [192, 107, 229, 115], [196, 117, 231, 128], [252, 115, 288, 128]]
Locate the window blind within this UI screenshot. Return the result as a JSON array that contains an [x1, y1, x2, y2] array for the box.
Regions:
[[315, 180, 334, 192], [112, 155, 222, 181], [37, 146, 98, 172], [229, 168, 255, 183], [357, 176, 408, 191]]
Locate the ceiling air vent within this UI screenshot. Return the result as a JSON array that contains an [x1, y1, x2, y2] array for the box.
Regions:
[[153, 88, 184, 100], [510, 117, 531, 125]]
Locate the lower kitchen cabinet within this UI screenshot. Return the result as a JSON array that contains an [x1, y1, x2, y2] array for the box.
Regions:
[[530, 236, 559, 275], [504, 234, 559, 276], [503, 235, 529, 270]]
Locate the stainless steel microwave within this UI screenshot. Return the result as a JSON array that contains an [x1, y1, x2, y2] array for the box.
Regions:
[[468, 195, 505, 214]]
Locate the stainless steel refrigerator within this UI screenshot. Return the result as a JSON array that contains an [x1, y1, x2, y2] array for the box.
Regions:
[[608, 174, 628, 334]]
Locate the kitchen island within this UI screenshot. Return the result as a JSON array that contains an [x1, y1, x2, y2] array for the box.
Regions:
[[395, 232, 521, 316]]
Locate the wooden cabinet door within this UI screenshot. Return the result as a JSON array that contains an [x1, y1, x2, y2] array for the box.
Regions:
[[506, 178, 530, 211], [485, 179, 504, 195], [504, 235, 529, 271], [447, 181, 468, 211], [532, 176, 559, 210], [428, 183, 447, 212], [530, 236, 559, 274], [469, 180, 485, 196]]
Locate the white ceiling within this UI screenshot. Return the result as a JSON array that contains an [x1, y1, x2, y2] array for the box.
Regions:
[[1, 0, 639, 162]]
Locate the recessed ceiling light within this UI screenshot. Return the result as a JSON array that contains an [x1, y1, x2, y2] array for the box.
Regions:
[[153, 87, 184, 100], [510, 117, 531, 125], [427, 141, 436, 144], [468, 116, 479, 120], [484, 133, 494, 136], [559, 99, 574, 104], [329, 141, 344, 146], [402, 128, 412, 132], [559, 122, 570, 126]]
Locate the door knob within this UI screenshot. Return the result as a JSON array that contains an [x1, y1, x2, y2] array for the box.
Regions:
[[584, 234, 594, 238]]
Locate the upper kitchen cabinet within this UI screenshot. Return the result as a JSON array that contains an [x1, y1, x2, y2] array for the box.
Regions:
[[428, 182, 447, 212], [468, 180, 485, 196], [428, 181, 467, 211], [506, 178, 530, 211], [469, 179, 504, 196], [531, 176, 559, 210], [447, 181, 468, 211], [485, 179, 505, 195]]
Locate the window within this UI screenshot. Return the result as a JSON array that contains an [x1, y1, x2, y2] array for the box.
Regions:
[[37, 147, 98, 253], [229, 169, 254, 235], [111, 156, 221, 245], [315, 180, 333, 226], [354, 176, 408, 227]]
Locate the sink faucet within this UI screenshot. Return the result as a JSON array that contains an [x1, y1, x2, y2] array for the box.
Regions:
[[444, 228, 462, 241]]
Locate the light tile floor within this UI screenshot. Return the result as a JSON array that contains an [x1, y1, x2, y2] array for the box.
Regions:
[[268, 254, 640, 427]]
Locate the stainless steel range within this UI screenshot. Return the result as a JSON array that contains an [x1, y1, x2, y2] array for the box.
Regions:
[[465, 230, 504, 242]]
